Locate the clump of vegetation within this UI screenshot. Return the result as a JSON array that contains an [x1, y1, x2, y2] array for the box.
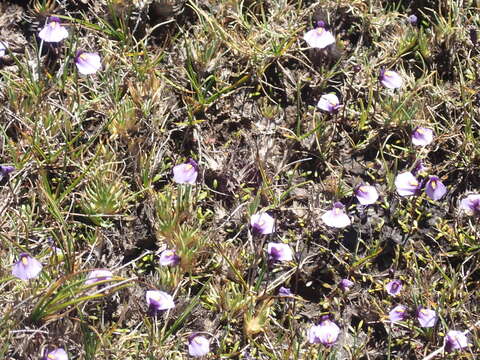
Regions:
[[1, 0, 480, 358]]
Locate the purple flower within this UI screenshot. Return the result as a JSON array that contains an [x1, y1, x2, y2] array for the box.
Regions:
[[0, 165, 15, 179], [321, 202, 351, 228], [172, 159, 198, 184], [303, 25, 336, 49], [416, 307, 437, 328], [0, 41, 7, 57], [12, 253, 43, 280], [278, 286, 293, 297], [395, 172, 420, 196], [460, 194, 480, 216], [85, 269, 113, 285], [412, 127, 434, 146], [159, 249, 180, 266], [379, 69, 403, 89], [75, 51, 102, 75], [307, 319, 340, 346], [445, 330, 469, 352], [339, 279, 354, 291], [267, 242, 293, 262], [412, 160, 427, 176], [408, 14, 418, 24], [250, 212, 275, 235], [389, 304, 407, 323], [317, 94, 341, 113], [38, 17, 68, 43], [354, 184, 379, 205], [146, 290, 175, 314], [188, 334, 210, 357], [42, 348, 68, 360], [425, 176, 447, 200], [385, 280, 402, 296]]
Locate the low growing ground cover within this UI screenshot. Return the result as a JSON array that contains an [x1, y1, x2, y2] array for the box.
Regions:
[[1, 0, 480, 358]]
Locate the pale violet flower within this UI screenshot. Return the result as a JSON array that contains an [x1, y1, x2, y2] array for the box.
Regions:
[[354, 184, 379, 205], [460, 194, 480, 216], [0, 165, 15, 183], [389, 304, 407, 323], [159, 249, 180, 266], [317, 94, 341, 113], [385, 280, 402, 296], [85, 269, 112, 285], [303, 23, 336, 49], [278, 287, 293, 297], [339, 279, 354, 291], [380, 69, 403, 89], [321, 202, 351, 228], [267, 242, 293, 262], [38, 17, 68, 43], [146, 290, 175, 315], [425, 176, 447, 201], [188, 334, 210, 357], [395, 172, 420, 197], [416, 307, 437, 328], [445, 330, 469, 352], [307, 319, 340, 346], [412, 160, 427, 176], [41, 348, 68, 360], [407, 14, 418, 25], [250, 212, 275, 235], [172, 159, 198, 184], [412, 127, 434, 146], [12, 253, 43, 280], [0, 165, 14, 178], [75, 51, 102, 75]]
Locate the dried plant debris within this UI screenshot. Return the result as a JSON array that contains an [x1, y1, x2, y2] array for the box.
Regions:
[[1, 0, 480, 358]]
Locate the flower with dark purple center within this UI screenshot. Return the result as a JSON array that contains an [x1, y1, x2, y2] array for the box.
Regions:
[[250, 212, 275, 235], [172, 158, 198, 184], [385, 280, 402, 296], [445, 330, 469, 352], [416, 307, 437, 328], [38, 17, 68, 43], [75, 50, 102, 75], [42, 348, 68, 360], [425, 176, 447, 201], [278, 286, 293, 297], [354, 184, 379, 205], [188, 334, 210, 357], [12, 253, 43, 280], [321, 202, 351, 228], [146, 290, 175, 315], [267, 242, 293, 262], [159, 249, 180, 266], [85, 269, 113, 285], [412, 127, 434, 146], [307, 319, 340, 346], [389, 304, 407, 323], [317, 94, 341, 113], [460, 194, 480, 216], [395, 172, 420, 196], [339, 278, 354, 291], [379, 69, 403, 89], [303, 24, 336, 49]]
